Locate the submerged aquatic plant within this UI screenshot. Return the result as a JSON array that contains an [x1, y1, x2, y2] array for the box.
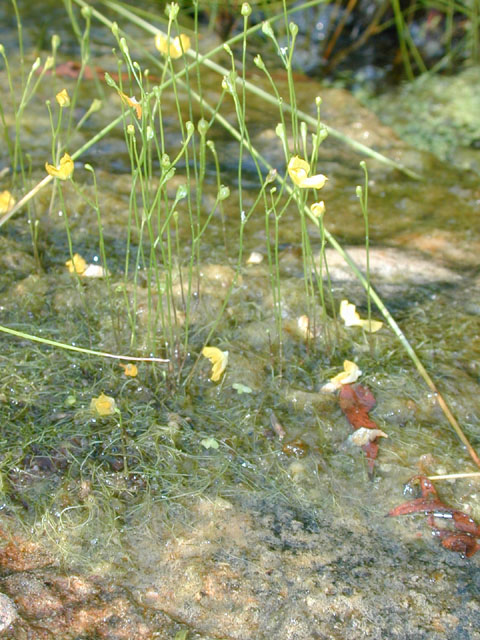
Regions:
[[0, 1, 478, 568]]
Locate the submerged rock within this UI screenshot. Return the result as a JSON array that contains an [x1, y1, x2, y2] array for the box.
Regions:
[[321, 246, 460, 284], [129, 494, 479, 640], [0, 594, 16, 633]]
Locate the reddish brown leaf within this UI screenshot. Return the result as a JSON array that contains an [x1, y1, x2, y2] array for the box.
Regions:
[[362, 441, 378, 474], [389, 475, 480, 557], [338, 383, 384, 472], [387, 497, 448, 517], [436, 531, 480, 557], [339, 383, 378, 430], [441, 510, 480, 537]]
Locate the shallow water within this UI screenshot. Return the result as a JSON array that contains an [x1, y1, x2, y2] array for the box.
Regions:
[[0, 2, 480, 638]]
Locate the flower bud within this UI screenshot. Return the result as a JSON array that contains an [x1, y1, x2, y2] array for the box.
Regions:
[[218, 185, 230, 201], [241, 3, 252, 17], [197, 118, 209, 137], [253, 54, 265, 70], [166, 2, 179, 21], [262, 21, 274, 39]]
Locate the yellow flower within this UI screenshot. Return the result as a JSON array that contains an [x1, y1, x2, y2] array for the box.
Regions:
[[90, 392, 117, 416], [118, 91, 142, 118], [339, 300, 383, 333], [155, 33, 191, 59], [55, 88, 71, 107], [65, 253, 87, 275], [287, 156, 327, 189], [321, 360, 362, 393], [45, 152, 74, 180], [0, 190, 15, 214], [310, 201, 325, 218], [202, 346, 228, 382], [120, 363, 138, 377]]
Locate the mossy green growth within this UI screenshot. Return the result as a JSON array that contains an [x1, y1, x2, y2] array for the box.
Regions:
[[366, 66, 480, 172]]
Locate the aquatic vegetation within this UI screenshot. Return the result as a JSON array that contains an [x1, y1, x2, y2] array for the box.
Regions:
[[65, 253, 87, 275], [287, 156, 328, 190], [154, 33, 191, 59], [200, 436, 219, 450], [202, 346, 229, 382], [322, 360, 362, 392], [339, 299, 383, 333], [45, 152, 74, 180], [310, 201, 325, 218], [117, 91, 142, 118], [0, 0, 479, 584], [90, 392, 117, 417], [55, 88, 71, 107], [0, 190, 15, 214], [119, 363, 138, 377]]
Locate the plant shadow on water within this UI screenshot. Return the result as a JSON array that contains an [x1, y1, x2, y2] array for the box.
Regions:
[[0, 1, 480, 638]]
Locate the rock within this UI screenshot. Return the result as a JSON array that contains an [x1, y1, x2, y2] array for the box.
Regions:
[[0, 593, 16, 632], [392, 229, 480, 268], [320, 246, 460, 284]]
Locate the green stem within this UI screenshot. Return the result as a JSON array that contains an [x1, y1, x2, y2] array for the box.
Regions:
[[0, 324, 168, 361]]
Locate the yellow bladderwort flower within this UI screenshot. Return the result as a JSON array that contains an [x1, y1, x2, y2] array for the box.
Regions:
[[0, 190, 15, 214], [90, 393, 117, 417], [117, 91, 142, 118], [321, 360, 362, 393], [45, 152, 74, 180], [155, 32, 191, 59], [339, 299, 383, 333], [288, 156, 327, 189], [202, 346, 228, 382], [65, 253, 87, 275], [310, 201, 325, 218], [119, 363, 138, 377], [65, 254, 108, 278], [55, 88, 71, 107]]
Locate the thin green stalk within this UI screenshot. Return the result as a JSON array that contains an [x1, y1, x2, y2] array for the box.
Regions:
[[357, 161, 372, 329], [390, 0, 413, 79], [84, 164, 120, 347], [0, 324, 168, 362], [11, 0, 24, 86]]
